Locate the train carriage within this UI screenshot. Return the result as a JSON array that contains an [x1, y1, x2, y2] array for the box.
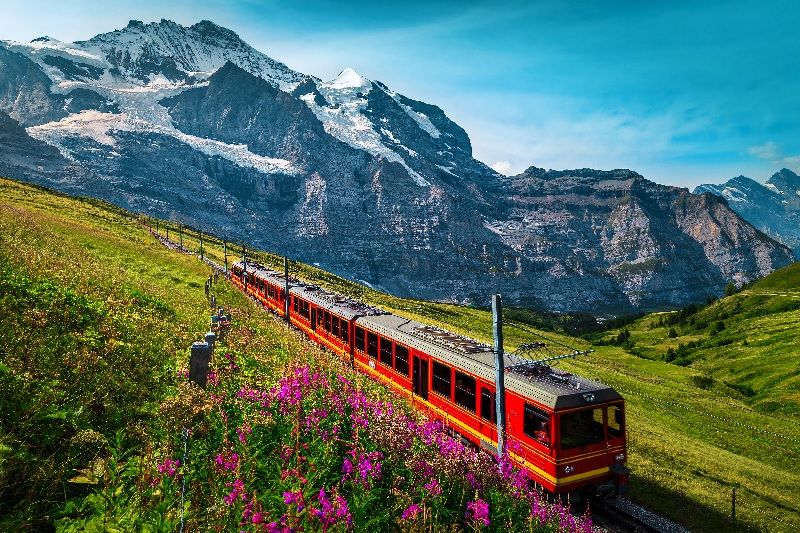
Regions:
[[229, 261, 629, 498]]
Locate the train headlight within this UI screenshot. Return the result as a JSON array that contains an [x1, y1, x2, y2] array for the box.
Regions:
[[582, 393, 595, 403], [615, 453, 625, 462], [564, 465, 574, 474]]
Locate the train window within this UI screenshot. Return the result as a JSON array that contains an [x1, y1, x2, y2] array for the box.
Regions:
[[454, 372, 476, 413], [332, 316, 340, 337], [324, 312, 332, 332], [394, 345, 409, 377], [292, 297, 298, 312], [355, 327, 365, 351], [340, 321, 349, 342], [480, 388, 496, 422], [432, 361, 452, 398], [560, 408, 604, 449], [302, 301, 310, 319], [523, 404, 550, 446], [367, 332, 378, 358], [607, 405, 624, 438], [380, 337, 393, 367]]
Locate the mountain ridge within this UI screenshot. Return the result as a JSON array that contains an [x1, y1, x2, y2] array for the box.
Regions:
[[0, 19, 794, 313], [694, 168, 800, 258]]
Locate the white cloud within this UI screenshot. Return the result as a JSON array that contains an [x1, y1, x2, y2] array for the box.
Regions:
[[746, 141, 800, 172], [747, 141, 780, 161], [490, 161, 513, 175]]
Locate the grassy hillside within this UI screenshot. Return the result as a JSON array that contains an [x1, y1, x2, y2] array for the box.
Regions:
[[0, 178, 588, 532], [1, 177, 799, 532], [590, 263, 800, 416]]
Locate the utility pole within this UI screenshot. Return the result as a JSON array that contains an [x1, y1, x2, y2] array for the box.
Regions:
[[223, 240, 228, 274], [492, 294, 507, 458], [166, 224, 169, 242], [199, 231, 204, 260], [284, 256, 290, 321]]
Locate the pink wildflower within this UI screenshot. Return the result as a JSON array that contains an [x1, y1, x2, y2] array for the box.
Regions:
[[423, 479, 441, 497], [156, 458, 181, 477], [466, 499, 490, 527], [401, 503, 421, 521]]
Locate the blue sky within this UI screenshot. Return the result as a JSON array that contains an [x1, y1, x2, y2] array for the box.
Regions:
[[2, 0, 799, 187]]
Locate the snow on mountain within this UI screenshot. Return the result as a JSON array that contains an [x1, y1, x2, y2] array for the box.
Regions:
[[694, 171, 800, 257], [4, 19, 303, 91], [3, 21, 442, 185], [305, 68, 431, 186], [27, 109, 299, 175], [325, 67, 371, 90]]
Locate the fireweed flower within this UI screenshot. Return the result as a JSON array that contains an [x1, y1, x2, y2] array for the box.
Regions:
[[156, 458, 181, 477], [466, 499, 490, 527], [312, 488, 352, 530], [423, 479, 441, 497], [283, 490, 305, 511], [237, 422, 252, 444], [208, 370, 220, 387], [223, 478, 246, 506], [214, 450, 239, 472], [401, 503, 421, 521]]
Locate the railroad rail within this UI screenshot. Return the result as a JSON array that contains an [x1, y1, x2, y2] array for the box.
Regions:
[[591, 497, 689, 533]]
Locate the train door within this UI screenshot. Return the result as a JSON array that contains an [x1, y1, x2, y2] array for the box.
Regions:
[[311, 308, 317, 331], [413, 357, 429, 400]]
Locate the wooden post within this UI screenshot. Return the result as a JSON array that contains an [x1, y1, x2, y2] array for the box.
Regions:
[[166, 224, 169, 241], [224, 240, 228, 274], [199, 231, 204, 260], [493, 294, 506, 458], [205, 331, 217, 361], [284, 256, 290, 322], [189, 342, 211, 388]]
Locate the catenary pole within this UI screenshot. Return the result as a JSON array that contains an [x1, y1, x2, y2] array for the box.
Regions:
[[284, 256, 290, 322], [493, 294, 507, 458]]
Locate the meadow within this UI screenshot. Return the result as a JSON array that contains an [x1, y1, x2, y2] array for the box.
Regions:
[[0, 178, 588, 531], [1, 177, 798, 531]]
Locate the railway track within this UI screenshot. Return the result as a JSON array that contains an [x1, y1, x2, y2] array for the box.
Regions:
[[592, 497, 689, 533]]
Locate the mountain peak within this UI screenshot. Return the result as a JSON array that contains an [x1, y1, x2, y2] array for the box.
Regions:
[[190, 20, 242, 43], [767, 167, 800, 194], [325, 67, 370, 89]]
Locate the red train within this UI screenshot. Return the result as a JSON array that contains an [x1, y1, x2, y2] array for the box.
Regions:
[[230, 261, 629, 498]]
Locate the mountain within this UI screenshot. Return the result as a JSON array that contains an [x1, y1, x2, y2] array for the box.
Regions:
[[694, 169, 800, 257], [0, 19, 794, 313]]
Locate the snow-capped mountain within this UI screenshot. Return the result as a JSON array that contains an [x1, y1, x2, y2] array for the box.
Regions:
[[0, 19, 793, 313], [695, 169, 800, 257]]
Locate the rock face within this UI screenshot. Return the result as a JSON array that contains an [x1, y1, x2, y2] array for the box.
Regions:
[[695, 170, 800, 258], [0, 19, 794, 314]]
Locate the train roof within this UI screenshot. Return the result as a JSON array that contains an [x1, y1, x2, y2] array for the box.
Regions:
[[356, 314, 621, 410], [234, 261, 385, 320], [232, 261, 621, 410]]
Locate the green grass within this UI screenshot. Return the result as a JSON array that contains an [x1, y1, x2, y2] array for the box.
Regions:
[[1, 177, 799, 531], [591, 264, 800, 417]]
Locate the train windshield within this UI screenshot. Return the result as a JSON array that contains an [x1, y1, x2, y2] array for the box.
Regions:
[[560, 404, 625, 449]]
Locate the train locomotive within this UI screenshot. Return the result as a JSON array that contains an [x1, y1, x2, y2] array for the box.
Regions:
[[230, 260, 629, 498]]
